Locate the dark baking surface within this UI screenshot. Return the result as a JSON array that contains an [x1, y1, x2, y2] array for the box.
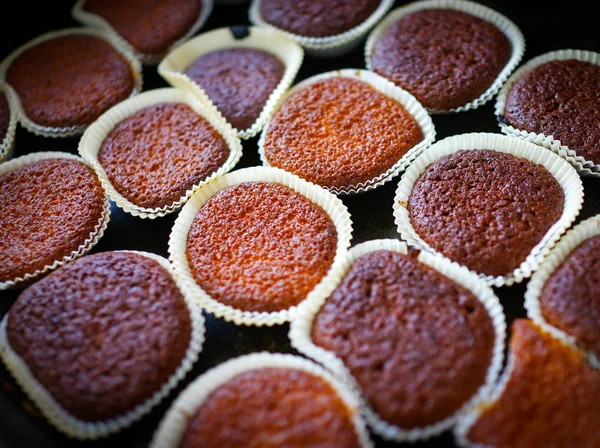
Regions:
[[0, 1, 598, 447]]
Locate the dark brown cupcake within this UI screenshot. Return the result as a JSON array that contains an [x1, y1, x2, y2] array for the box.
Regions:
[[408, 150, 565, 277], [312, 250, 495, 429], [504, 59, 600, 164], [0, 92, 10, 143], [97, 102, 230, 209], [6, 251, 193, 421], [185, 48, 285, 130], [0, 158, 106, 283], [186, 181, 338, 312], [262, 77, 424, 190], [370, 9, 511, 110], [180, 368, 361, 447]]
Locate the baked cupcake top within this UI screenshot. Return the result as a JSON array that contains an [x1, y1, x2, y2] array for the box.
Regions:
[[186, 181, 338, 312], [97, 102, 230, 209], [312, 250, 495, 429], [504, 59, 600, 164], [408, 150, 564, 277], [6, 251, 193, 422], [0, 158, 106, 283], [370, 9, 511, 110], [83, 0, 203, 57], [262, 77, 424, 190], [465, 319, 600, 448], [539, 235, 600, 358], [6, 34, 135, 129], [185, 48, 285, 130], [259, 0, 381, 37], [0, 92, 9, 143], [179, 367, 361, 447]]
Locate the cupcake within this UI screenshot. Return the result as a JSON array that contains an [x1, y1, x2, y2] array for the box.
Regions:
[[0, 81, 17, 162], [0, 153, 110, 289], [72, 0, 212, 64], [0, 28, 141, 137], [366, 0, 524, 112], [79, 88, 242, 218], [259, 70, 434, 194], [151, 353, 371, 448], [0, 251, 204, 438], [455, 319, 600, 448], [290, 239, 505, 441], [169, 166, 352, 326]]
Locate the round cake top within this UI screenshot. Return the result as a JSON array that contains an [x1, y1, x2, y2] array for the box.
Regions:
[[185, 48, 285, 130], [0, 158, 106, 283], [6, 34, 135, 129], [259, 0, 381, 37], [263, 77, 424, 190], [84, 0, 203, 56], [186, 181, 338, 312], [408, 149, 565, 277], [0, 92, 9, 143], [180, 367, 361, 448], [312, 250, 495, 428], [6, 251, 193, 422], [539, 235, 600, 358], [504, 59, 600, 164], [467, 319, 600, 447], [98, 102, 230, 209], [370, 9, 511, 110]]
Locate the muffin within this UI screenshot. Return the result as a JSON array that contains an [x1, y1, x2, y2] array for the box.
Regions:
[[460, 319, 600, 448], [261, 74, 426, 191], [0, 155, 107, 286]]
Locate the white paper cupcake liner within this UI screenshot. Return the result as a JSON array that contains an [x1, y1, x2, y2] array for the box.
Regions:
[[258, 69, 436, 195], [0, 27, 143, 138], [525, 214, 600, 370], [0, 81, 18, 163], [365, 0, 525, 114], [394, 133, 584, 287], [495, 49, 600, 177], [150, 352, 373, 448], [249, 0, 394, 57], [168, 166, 353, 326], [289, 238, 506, 442], [158, 26, 303, 140], [71, 0, 213, 65], [0, 250, 206, 440], [79, 88, 243, 219], [0, 152, 111, 290]]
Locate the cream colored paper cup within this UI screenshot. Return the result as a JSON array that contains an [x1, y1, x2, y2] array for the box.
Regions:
[[289, 239, 506, 442], [158, 26, 303, 140], [79, 88, 242, 219], [495, 49, 600, 177], [0, 152, 111, 290], [0, 28, 142, 138], [258, 68, 436, 195], [394, 133, 584, 287], [168, 166, 353, 326], [0, 81, 18, 163], [365, 0, 525, 114], [71, 0, 213, 65], [150, 352, 373, 448]]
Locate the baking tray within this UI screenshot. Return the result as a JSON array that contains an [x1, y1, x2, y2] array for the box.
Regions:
[[0, 1, 598, 447]]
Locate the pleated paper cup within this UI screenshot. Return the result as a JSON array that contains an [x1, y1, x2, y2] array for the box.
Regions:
[[79, 88, 242, 219], [495, 49, 600, 177], [258, 69, 436, 195], [158, 26, 303, 140], [150, 352, 373, 448], [71, 0, 214, 65], [525, 215, 600, 369], [289, 239, 506, 442], [0, 81, 18, 163], [394, 133, 584, 287], [365, 0, 525, 114], [0, 152, 111, 290], [168, 166, 353, 326], [0, 28, 142, 138], [249, 0, 394, 57]]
